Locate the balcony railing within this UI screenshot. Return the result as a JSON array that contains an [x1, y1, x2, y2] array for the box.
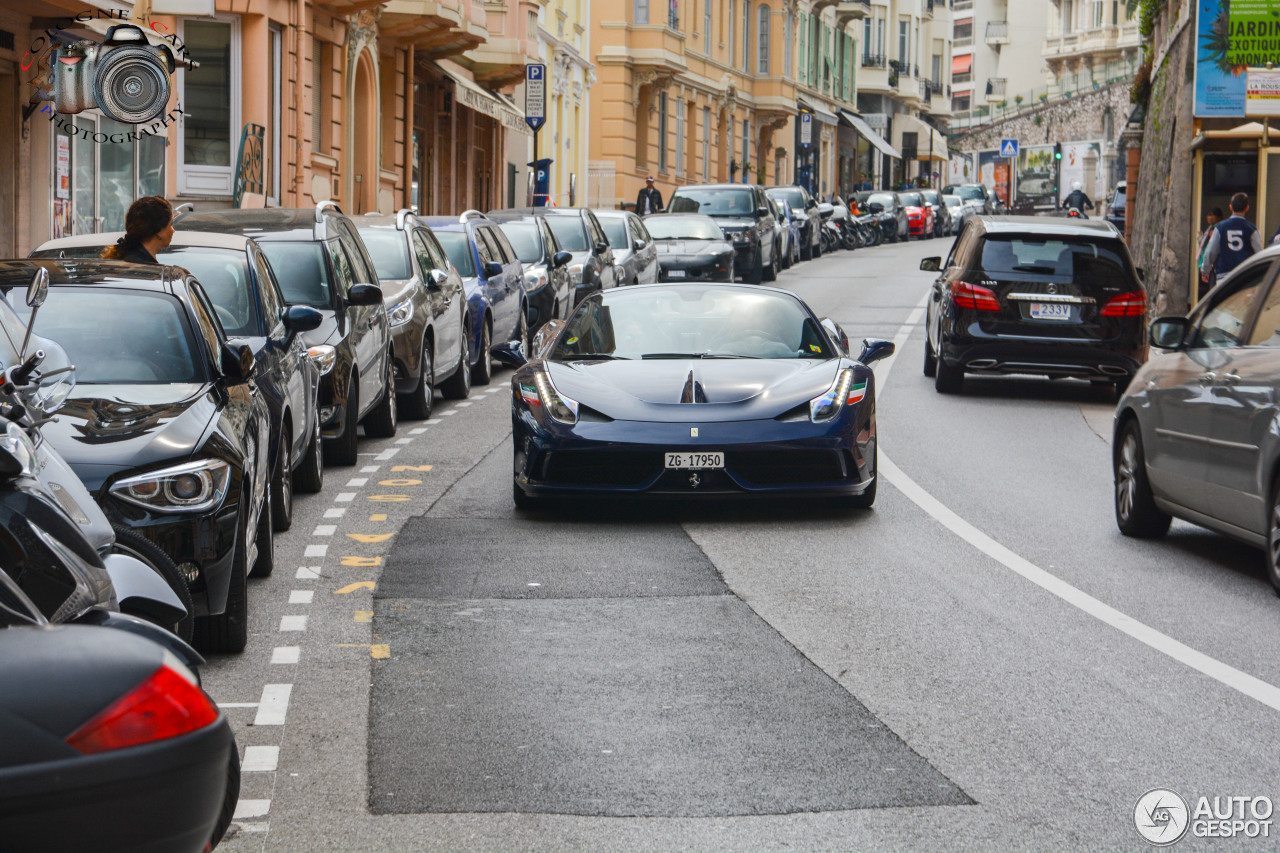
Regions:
[[920, 79, 932, 104], [861, 53, 887, 68], [985, 77, 1007, 97], [890, 60, 917, 78], [986, 21, 1008, 43], [954, 35, 973, 48]]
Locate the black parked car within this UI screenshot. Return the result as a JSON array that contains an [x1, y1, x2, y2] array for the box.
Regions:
[[670, 184, 779, 283], [353, 211, 472, 417], [491, 207, 618, 306], [177, 204, 397, 466], [642, 213, 735, 282], [921, 217, 1148, 396], [488, 210, 574, 337], [0, 260, 273, 654], [1107, 181, 1128, 232], [32, 230, 326, 532], [766, 185, 822, 261]]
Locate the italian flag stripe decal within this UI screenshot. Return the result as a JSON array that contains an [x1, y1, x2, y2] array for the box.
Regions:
[[847, 382, 868, 404]]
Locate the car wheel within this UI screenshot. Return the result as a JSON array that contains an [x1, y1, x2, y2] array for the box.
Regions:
[[251, 479, 275, 579], [746, 248, 764, 284], [762, 248, 777, 283], [517, 309, 530, 362], [934, 355, 963, 394], [472, 319, 493, 386], [843, 440, 878, 510], [192, 484, 250, 654], [441, 319, 472, 399], [923, 338, 937, 377], [110, 525, 194, 643], [363, 357, 399, 438], [208, 734, 241, 850], [401, 337, 434, 420], [513, 480, 541, 511], [323, 375, 359, 467], [1114, 420, 1172, 538], [295, 412, 324, 494], [270, 430, 293, 533], [1267, 481, 1280, 596]]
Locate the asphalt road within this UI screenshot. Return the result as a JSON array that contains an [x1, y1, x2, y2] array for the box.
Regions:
[[207, 236, 1280, 852]]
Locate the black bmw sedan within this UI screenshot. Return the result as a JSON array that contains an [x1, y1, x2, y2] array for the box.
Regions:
[[0, 260, 272, 655], [641, 213, 735, 282]]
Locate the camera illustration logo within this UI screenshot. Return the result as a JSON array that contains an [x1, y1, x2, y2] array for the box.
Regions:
[[1135, 789, 1190, 846], [30, 24, 195, 124]]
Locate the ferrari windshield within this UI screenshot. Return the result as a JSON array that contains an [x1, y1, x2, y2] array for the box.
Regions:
[[644, 216, 724, 241], [554, 286, 832, 361]]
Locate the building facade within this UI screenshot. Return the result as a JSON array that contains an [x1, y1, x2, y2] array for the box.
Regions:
[[950, 0, 1049, 114], [0, 0, 538, 257], [533, 0, 594, 207]]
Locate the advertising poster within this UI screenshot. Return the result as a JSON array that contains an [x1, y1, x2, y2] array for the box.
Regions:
[[53, 200, 72, 240], [1017, 145, 1058, 209], [1226, 0, 1280, 67], [977, 150, 999, 191], [1195, 0, 1253, 117], [55, 136, 70, 201], [948, 152, 973, 186], [1057, 141, 1105, 205]]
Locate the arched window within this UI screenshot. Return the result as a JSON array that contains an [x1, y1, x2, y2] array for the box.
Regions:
[[757, 5, 771, 75]]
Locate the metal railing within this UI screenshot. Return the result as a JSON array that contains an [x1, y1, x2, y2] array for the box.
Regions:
[[986, 21, 1008, 40], [861, 53, 887, 68], [949, 55, 1140, 131]]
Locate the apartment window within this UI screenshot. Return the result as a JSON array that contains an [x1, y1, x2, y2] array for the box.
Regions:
[[742, 119, 751, 177], [702, 106, 710, 180], [757, 5, 770, 74], [729, 0, 736, 62], [658, 91, 669, 173], [798, 13, 807, 84], [635, 0, 649, 25], [1091, 0, 1104, 28], [811, 15, 819, 83], [179, 16, 240, 196], [898, 19, 908, 64], [704, 0, 712, 52], [784, 10, 793, 77], [863, 18, 872, 61], [742, 1, 751, 70], [1063, 0, 1074, 34], [675, 98, 685, 177], [268, 24, 282, 203], [669, 0, 679, 29], [932, 53, 942, 86], [876, 17, 885, 58]]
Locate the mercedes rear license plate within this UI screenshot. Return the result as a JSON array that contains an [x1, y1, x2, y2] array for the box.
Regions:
[[667, 270, 686, 279], [1030, 302, 1071, 321], [665, 451, 724, 469]]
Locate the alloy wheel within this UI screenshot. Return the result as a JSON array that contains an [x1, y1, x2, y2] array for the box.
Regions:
[[1116, 433, 1138, 523]]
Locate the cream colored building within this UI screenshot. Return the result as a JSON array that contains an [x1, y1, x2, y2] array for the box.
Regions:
[[533, 0, 595, 206], [950, 0, 1050, 113], [1043, 0, 1140, 89]]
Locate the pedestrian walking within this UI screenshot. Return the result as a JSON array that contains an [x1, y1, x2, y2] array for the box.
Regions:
[[100, 196, 174, 264], [1201, 192, 1263, 282], [636, 177, 664, 215]]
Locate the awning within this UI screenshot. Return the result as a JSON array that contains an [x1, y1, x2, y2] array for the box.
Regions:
[[798, 97, 839, 126], [840, 110, 902, 160], [952, 54, 972, 75], [434, 62, 528, 135], [894, 113, 948, 162]]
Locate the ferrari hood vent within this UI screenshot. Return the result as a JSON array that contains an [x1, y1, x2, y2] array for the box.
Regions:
[[680, 369, 708, 404]]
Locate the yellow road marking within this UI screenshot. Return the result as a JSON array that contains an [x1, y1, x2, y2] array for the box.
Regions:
[[347, 533, 392, 544], [378, 479, 422, 487], [370, 513, 388, 522], [371, 644, 390, 659], [367, 494, 410, 502], [392, 465, 433, 472], [354, 611, 372, 623], [334, 581, 375, 594], [341, 556, 382, 567]]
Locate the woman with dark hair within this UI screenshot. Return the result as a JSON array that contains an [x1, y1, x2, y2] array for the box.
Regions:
[[100, 196, 174, 264]]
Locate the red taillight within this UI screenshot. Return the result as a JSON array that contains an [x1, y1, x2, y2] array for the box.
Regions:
[[950, 281, 1001, 311], [67, 664, 219, 754], [1100, 292, 1147, 317]]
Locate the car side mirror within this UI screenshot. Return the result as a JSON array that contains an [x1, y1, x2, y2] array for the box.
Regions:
[[483, 260, 505, 278], [427, 269, 449, 291], [755, 206, 770, 218], [552, 250, 573, 268], [221, 341, 255, 382], [491, 339, 528, 369], [820, 317, 849, 355], [869, 202, 884, 213], [283, 305, 323, 336], [858, 338, 896, 366], [26, 267, 48, 309], [1150, 316, 1190, 349], [634, 239, 648, 250], [593, 241, 609, 256], [920, 257, 942, 272], [531, 318, 566, 360], [346, 283, 384, 307]]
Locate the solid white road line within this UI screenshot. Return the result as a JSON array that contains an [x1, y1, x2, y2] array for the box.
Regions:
[[216, 702, 260, 709], [874, 288, 1280, 713], [242, 745, 280, 772], [271, 646, 300, 664], [253, 684, 293, 726]]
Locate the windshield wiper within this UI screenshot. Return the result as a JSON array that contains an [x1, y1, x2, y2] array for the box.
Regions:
[[640, 352, 759, 360]]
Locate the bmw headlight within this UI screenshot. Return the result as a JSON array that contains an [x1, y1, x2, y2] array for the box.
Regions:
[[110, 459, 231, 514], [524, 267, 550, 293], [518, 372, 579, 424], [567, 263, 585, 286], [809, 368, 868, 423], [0, 421, 39, 478], [387, 296, 415, 327], [307, 344, 337, 376]]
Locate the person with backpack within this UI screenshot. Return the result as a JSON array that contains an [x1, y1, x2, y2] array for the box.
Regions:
[[1201, 192, 1263, 282]]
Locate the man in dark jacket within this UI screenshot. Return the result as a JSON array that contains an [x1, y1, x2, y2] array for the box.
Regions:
[[1201, 192, 1263, 280], [636, 176, 664, 215], [1064, 181, 1094, 214]]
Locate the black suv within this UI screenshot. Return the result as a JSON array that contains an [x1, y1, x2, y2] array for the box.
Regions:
[[178, 203, 397, 465], [486, 210, 574, 337], [921, 216, 1148, 396], [671, 184, 779, 283]]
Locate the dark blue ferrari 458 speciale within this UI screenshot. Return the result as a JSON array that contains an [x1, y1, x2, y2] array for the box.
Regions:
[[492, 283, 895, 508]]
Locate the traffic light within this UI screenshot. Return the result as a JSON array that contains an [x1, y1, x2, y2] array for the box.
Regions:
[[1052, 143, 1063, 208], [1053, 142, 1062, 161]]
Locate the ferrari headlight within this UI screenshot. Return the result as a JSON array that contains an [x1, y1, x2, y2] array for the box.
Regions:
[[524, 268, 550, 292], [110, 459, 231, 514], [519, 372, 579, 424], [307, 344, 337, 376], [387, 296, 415, 327], [809, 368, 867, 423]]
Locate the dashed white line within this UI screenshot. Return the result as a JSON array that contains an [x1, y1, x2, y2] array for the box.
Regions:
[[289, 590, 314, 605], [242, 745, 280, 772], [426, 419, 444, 425], [345, 477, 368, 487], [323, 507, 346, 519], [304, 544, 328, 558], [441, 409, 458, 416], [279, 614, 308, 632], [410, 427, 428, 435], [271, 646, 300, 664], [455, 401, 473, 408], [396, 438, 412, 445], [335, 493, 356, 503], [296, 566, 320, 580], [234, 800, 271, 819], [360, 465, 381, 473], [376, 448, 400, 460], [311, 524, 336, 537], [253, 683, 293, 726]]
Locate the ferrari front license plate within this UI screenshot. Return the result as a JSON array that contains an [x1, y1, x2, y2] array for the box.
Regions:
[[1030, 302, 1071, 321], [665, 451, 724, 469]]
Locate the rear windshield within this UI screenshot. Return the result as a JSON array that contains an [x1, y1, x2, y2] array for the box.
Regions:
[[599, 217, 630, 250], [976, 236, 1133, 291], [357, 229, 412, 281], [497, 222, 542, 264], [867, 193, 896, 208], [259, 243, 331, 308], [899, 193, 923, 206], [435, 231, 476, 277], [544, 216, 590, 252], [767, 188, 806, 211]]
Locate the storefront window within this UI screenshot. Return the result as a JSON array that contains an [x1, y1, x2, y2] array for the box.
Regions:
[[99, 117, 136, 233], [179, 17, 240, 195], [54, 115, 167, 239]]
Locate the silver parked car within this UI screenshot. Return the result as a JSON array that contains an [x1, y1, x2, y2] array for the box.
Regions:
[[1113, 245, 1280, 592], [595, 209, 659, 286]]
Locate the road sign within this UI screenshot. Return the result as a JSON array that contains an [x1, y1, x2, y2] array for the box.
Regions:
[[800, 112, 812, 149], [525, 64, 546, 133], [1000, 138, 1019, 159]]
